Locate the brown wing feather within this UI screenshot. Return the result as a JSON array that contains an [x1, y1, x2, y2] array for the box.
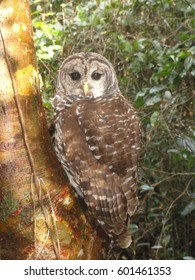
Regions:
[[60, 94, 140, 247], [76, 95, 141, 176]]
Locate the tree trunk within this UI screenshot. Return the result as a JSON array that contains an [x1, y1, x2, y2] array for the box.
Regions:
[[0, 0, 104, 260]]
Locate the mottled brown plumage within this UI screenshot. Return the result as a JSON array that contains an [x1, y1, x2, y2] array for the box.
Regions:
[[53, 52, 141, 248]]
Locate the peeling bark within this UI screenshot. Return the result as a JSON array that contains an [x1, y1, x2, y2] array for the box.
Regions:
[[0, 0, 104, 260]]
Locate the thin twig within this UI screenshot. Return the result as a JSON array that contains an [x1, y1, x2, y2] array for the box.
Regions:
[[30, 174, 37, 258], [143, 167, 195, 176], [35, 230, 50, 260], [39, 178, 61, 259], [155, 177, 193, 258], [151, 174, 177, 188], [40, 59, 51, 74]]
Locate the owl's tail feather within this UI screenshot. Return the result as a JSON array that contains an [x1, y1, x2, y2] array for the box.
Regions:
[[101, 220, 132, 248], [116, 229, 132, 248]]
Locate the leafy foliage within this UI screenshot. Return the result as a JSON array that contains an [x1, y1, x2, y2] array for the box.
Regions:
[[30, 0, 195, 259]]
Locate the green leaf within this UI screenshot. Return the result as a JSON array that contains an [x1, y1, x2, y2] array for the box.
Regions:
[[128, 223, 139, 234], [149, 85, 166, 94], [162, 235, 171, 247], [189, 46, 195, 55], [150, 111, 160, 127], [184, 56, 193, 71], [183, 256, 195, 260], [177, 136, 195, 154], [145, 94, 162, 106], [135, 96, 144, 108], [136, 52, 146, 63], [140, 184, 154, 193], [181, 201, 195, 216]]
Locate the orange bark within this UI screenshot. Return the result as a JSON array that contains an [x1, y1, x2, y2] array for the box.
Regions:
[[0, 0, 104, 259]]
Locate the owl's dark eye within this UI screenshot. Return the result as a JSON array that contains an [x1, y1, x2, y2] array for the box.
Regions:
[[91, 72, 102, 81], [69, 71, 81, 81]]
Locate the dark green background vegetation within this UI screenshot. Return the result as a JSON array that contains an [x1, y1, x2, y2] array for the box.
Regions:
[[30, 0, 195, 259]]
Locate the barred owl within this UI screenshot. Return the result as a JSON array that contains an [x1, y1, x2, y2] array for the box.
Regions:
[[53, 52, 141, 248]]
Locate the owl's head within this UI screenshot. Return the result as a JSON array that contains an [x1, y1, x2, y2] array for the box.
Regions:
[[55, 52, 119, 100]]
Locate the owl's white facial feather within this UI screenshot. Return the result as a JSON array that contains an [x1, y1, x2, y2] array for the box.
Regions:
[[66, 62, 109, 98], [56, 52, 119, 100]]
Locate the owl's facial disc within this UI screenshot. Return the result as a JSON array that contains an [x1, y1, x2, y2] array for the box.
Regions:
[[58, 53, 119, 99]]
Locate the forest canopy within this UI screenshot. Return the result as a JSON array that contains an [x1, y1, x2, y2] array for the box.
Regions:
[[30, 0, 195, 260]]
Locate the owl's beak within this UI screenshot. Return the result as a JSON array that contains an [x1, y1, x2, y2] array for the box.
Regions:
[[83, 82, 89, 96]]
